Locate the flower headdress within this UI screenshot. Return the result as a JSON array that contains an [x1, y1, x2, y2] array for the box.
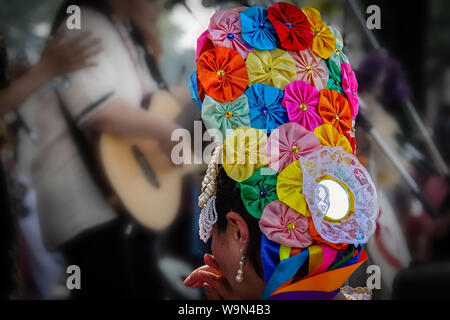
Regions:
[[193, 2, 377, 300]]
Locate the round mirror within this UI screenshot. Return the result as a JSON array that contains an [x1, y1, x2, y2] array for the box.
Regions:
[[315, 179, 350, 221]]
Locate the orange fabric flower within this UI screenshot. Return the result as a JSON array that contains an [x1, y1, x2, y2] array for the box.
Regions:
[[197, 47, 249, 102], [317, 89, 352, 135], [308, 217, 348, 250]]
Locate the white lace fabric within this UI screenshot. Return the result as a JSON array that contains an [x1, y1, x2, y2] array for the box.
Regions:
[[300, 146, 379, 245]]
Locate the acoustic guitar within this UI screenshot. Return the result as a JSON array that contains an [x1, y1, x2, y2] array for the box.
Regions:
[[99, 89, 201, 231]]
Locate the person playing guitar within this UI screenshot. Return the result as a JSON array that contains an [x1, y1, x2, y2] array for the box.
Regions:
[[32, 0, 183, 298]]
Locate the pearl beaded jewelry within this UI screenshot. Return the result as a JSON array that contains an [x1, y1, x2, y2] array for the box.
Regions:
[[198, 146, 221, 208], [198, 146, 221, 242], [199, 196, 218, 242], [236, 248, 245, 283]]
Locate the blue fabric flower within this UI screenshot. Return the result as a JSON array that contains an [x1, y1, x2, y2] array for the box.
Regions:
[[189, 71, 202, 109], [244, 83, 288, 134], [240, 6, 279, 50]]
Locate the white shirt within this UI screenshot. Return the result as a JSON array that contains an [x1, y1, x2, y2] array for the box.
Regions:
[[32, 7, 156, 250]]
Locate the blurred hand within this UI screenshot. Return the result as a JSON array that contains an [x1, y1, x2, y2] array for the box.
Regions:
[[157, 118, 181, 163], [170, 86, 191, 108], [184, 254, 240, 300], [38, 30, 102, 79]]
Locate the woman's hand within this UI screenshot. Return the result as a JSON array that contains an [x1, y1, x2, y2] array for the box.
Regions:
[[184, 254, 241, 300], [0, 30, 101, 115], [37, 30, 102, 80]]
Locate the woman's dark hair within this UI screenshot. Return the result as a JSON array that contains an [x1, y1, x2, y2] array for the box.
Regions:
[[0, 36, 9, 89], [215, 165, 263, 278]]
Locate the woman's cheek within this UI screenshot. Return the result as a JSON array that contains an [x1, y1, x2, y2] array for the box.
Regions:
[[211, 233, 233, 282]]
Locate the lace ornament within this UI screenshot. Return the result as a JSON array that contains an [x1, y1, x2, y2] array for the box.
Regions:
[[299, 146, 378, 245]]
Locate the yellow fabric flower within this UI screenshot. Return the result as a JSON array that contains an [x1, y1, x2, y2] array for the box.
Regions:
[[276, 160, 309, 217], [302, 8, 335, 59], [222, 127, 268, 182], [245, 49, 296, 90], [313, 124, 353, 153]]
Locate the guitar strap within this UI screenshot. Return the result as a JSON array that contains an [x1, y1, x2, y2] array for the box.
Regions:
[[55, 89, 117, 204], [128, 21, 169, 99]]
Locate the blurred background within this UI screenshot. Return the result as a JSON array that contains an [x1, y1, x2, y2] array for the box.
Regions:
[[0, 0, 449, 300]]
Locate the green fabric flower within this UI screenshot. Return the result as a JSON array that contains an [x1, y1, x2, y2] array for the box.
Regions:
[[325, 59, 344, 94], [236, 167, 278, 219], [328, 26, 349, 68]]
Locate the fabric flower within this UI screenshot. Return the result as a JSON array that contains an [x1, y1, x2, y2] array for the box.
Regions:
[[244, 84, 288, 134], [313, 124, 353, 153], [222, 127, 268, 182], [299, 147, 379, 244], [302, 8, 335, 59], [208, 9, 253, 59], [246, 49, 296, 90], [189, 71, 202, 109], [267, 2, 313, 50], [288, 48, 329, 90], [201, 94, 250, 144], [345, 130, 356, 154], [308, 218, 348, 250], [282, 80, 323, 131], [341, 63, 359, 119], [328, 26, 349, 68], [317, 89, 352, 135], [276, 160, 308, 216], [197, 47, 249, 102], [240, 6, 279, 50], [259, 200, 313, 248], [267, 122, 321, 173], [325, 59, 344, 94], [196, 30, 214, 61], [236, 167, 278, 219]]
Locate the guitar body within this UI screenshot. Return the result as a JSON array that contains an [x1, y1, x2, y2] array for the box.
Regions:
[[99, 90, 195, 231]]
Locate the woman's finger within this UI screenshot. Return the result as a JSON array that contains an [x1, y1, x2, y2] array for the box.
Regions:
[[65, 31, 93, 48], [64, 61, 97, 74], [76, 46, 102, 62], [184, 266, 221, 286], [204, 254, 221, 270], [190, 270, 235, 299], [74, 37, 102, 54]]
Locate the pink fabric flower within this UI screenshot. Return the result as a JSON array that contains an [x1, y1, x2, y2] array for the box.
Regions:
[[267, 122, 321, 173], [288, 48, 329, 90], [196, 30, 214, 61], [341, 63, 359, 120], [282, 80, 323, 131], [208, 10, 253, 59], [259, 200, 313, 248]]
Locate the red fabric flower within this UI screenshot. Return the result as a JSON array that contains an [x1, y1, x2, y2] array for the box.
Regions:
[[345, 131, 356, 154], [268, 2, 313, 51]]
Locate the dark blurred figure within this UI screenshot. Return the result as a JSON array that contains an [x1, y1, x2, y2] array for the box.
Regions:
[[31, 0, 181, 299], [0, 29, 99, 298]]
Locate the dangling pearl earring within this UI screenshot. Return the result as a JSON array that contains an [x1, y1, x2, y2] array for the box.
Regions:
[[236, 248, 245, 283]]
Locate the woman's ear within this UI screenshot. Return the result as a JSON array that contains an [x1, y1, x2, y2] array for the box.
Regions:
[[225, 211, 250, 252]]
